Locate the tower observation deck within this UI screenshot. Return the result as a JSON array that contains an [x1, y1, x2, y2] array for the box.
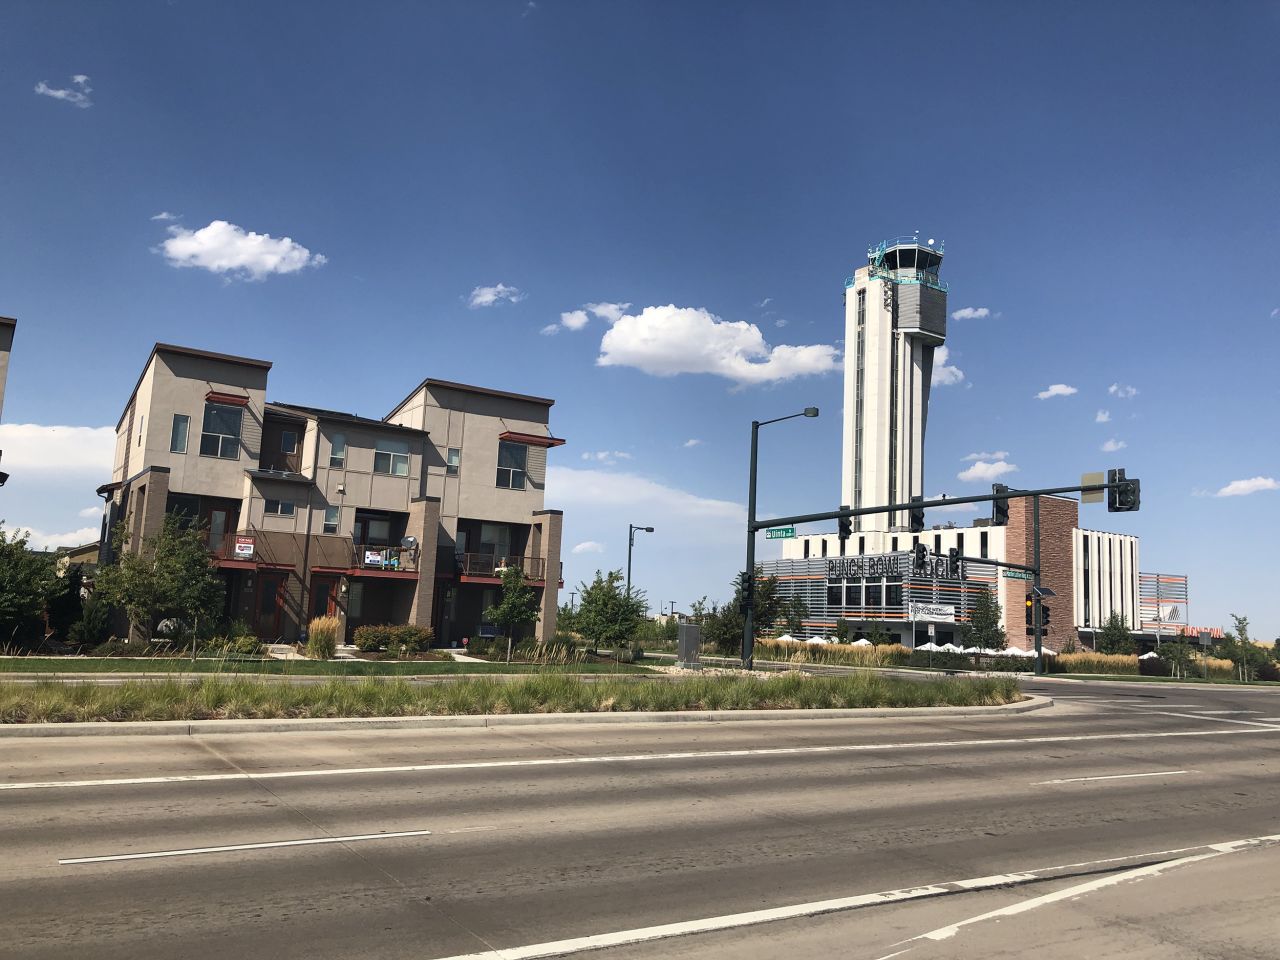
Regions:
[[841, 237, 948, 532]]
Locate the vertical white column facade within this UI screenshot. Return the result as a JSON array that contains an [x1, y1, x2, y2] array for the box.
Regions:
[[841, 242, 947, 533]]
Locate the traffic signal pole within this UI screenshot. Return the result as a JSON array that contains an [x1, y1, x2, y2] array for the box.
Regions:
[[1033, 495, 1044, 676], [743, 420, 760, 670]]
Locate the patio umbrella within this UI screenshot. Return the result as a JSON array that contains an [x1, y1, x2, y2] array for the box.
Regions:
[[850, 638, 873, 646], [915, 641, 940, 652]]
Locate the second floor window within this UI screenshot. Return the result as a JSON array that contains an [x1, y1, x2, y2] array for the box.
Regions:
[[323, 505, 339, 534], [446, 448, 461, 477], [170, 414, 189, 454], [264, 498, 295, 517], [329, 433, 346, 469], [374, 438, 410, 477], [200, 402, 242, 459], [496, 441, 527, 490], [281, 430, 298, 455]]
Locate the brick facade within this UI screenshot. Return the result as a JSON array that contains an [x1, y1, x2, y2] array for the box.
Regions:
[[1004, 494, 1078, 650]]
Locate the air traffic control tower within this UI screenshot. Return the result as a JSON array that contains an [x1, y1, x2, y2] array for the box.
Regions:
[[841, 237, 948, 532]]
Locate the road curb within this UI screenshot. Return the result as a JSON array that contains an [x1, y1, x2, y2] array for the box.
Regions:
[[0, 695, 1052, 738]]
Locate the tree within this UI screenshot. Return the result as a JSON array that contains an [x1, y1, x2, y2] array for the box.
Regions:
[[688, 597, 710, 624], [833, 617, 850, 642], [0, 524, 59, 647], [1157, 640, 1195, 679], [574, 570, 646, 654], [967, 587, 1007, 651], [95, 514, 224, 642], [782, 595, 808, 635], [556, 601, 579, 635], [483, 564, 542, 662], [752, 571, 782, 633], [1096, 611, 1135, 654], [866, 621, 892, 646], [46, 564, 85, 641]]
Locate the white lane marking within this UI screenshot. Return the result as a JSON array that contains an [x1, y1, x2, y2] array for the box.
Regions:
[[424, 833, 1280, 960], [1147, 711, 1280, 728], [1033, 770, 1189, 785], [59, 829, 432, 864], [1188, 710, 1263, 715], [5, 725, 1280, 793]]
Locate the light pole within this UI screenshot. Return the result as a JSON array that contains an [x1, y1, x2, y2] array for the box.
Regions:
[[626, 523, 654, 598], [743, 407, 819, 669]]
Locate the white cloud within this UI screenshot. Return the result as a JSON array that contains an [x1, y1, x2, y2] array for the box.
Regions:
[[950, 306, 991, 320], [925, 494, 980, 514], [571, 540, 604, 554], [962, 450, 1009, 462], [467, 283, 525, 308], [957, 460, 1019, 483], [0, 423, 115, 472], [150, 211, 181, 222], [774, 318, 789, 328], [1101, 438, 1128, 452], [757, 297, 773, 308], [683, 439, 703, 448], [597, 305, 839, 386], [1215, 477, 1279, 498], [550, 466, 743, 526], [560, 309, 590, 331], [34, 74, 92, 108], [1035, 383, 1077, 400], [11, 525, 101, 550], [1108, 382, 1139, 399], [931, 346, 964, 386], [585, 302, 631, 324], [77, 506, 103, 519], [160, 220, 327, 281], [580, 450, 633, 467], [1271, 308, 1280, 319], [1096, 409, 1112, 423], [539, 323, 560, 336]]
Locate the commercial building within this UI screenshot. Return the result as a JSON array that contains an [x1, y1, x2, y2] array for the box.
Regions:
[[96, 343, 564, 644], [763, 237, 1142, 650]]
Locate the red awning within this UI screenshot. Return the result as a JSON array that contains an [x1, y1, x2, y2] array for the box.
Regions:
[[499, 430, 565, 448], [206, 391, 250, 406]]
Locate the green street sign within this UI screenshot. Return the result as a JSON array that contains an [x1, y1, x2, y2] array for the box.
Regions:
[[766, 526, 796, 540], [1003, 569, 1034, 581]]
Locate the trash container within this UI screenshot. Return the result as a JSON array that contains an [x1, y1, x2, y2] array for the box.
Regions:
[[677, 622, 702, 670]]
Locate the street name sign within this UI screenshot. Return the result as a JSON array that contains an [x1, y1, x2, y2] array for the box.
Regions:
[[766, 526, 796, 540], [1003, 569, 1034, 581]]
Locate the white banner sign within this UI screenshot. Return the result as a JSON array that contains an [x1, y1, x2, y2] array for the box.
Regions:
[[909, 602, 955, 624]]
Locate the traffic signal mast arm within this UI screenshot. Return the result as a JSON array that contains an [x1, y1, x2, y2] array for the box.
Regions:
[[948, 553, 1037, 574], [751, 477, 1133, 531]]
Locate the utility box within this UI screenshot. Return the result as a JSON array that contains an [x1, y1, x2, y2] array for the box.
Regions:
[[677, 622, 702, 669]]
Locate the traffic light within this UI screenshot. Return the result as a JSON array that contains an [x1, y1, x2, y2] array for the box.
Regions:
[[948, 547, 960, 578], [737, 570, 754, 613], [837, 509, 852, 544], [1041, 603, 1052, 628], [992, 483, 1010, 526], [909, 495, 925, 534], [1107, 468, 1141, 513], [913, 542, 928, 574], [1025, 597, 1034, 627]]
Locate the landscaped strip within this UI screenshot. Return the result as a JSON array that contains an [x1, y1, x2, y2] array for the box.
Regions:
[[0, 658, 653, 676], [0, 673, 1021, 723]]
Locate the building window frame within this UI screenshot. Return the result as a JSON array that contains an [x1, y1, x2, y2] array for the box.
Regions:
[[323, 505, 340, 535], [170, 414, 190, 454], [199, 402, 243, 460], [329, 433, 347, 470], [496, 440, 528, 490], [373, 437, 410, 477], [446, 447, 461, 477], [281, 430, 299, 455], [264, 498, 295, 517]]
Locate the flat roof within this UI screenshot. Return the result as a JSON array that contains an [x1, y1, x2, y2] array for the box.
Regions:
[[269, 401, 429, 436], [386, 377, 555, 419], [116, 342, 275, 430], [0, 316, 16, 329]]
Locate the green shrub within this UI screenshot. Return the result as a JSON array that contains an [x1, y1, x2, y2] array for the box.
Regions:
[[464, 636, 498, 657], [1049, 652, 1138, 675], [90, 638, 135, 657], [353, 625, 390, 652], [226, 636, 265, 657], [388, 624, 433, 658], [68, 596, 112, 648], [307, 615, 340, 660]]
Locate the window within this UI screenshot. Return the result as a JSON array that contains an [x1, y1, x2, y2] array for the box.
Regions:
[[496, 441, 527, 490], [329, 433, 346, 469], [200, 402, 242, 459], [170, 414, 189, 454], [138, 415, 145, 447], [323, 506, 340, 535], [374, 437, 410, 477], [891, 537, 898, 552], [281, 430, 298, 455], [887, 583, 903, 608], [264, 499, 295, 517], [803, 540, 810, 559], [980, 531, 989, 559], [865, 583, 883, 608], [857, 536, 865, 556], [446, 448, 461, 477], [827, 584, 843, 606], [956, 533, 964, 558], [821, 539, 828, 558], [348, 581, 364, 619], [934, 533, 942, 555]]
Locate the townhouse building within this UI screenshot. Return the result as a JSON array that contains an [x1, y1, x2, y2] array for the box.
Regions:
[[97, 343, 564, 644]]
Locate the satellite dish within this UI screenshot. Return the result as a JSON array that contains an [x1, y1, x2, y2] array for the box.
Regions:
[[400, 536, 418, 550]]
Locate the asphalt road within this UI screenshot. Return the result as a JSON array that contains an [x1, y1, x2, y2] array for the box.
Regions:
[[2, 677, 1278, 959]]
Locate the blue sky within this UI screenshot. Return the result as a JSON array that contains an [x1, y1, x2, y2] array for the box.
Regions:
[[2, 1, 1278, 639]]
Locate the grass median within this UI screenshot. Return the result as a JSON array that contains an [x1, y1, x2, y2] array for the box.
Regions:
[[0, 673, 1022, 723], [0, 657, 652, 676]]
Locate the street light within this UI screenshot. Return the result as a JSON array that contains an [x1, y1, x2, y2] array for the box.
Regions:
[[626, 523, 654, 598], [743, 407, 819, 669]]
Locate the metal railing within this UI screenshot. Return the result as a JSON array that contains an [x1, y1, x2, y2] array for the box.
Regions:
[[457, 553, 547, 581], [354, 544, 419, 573]]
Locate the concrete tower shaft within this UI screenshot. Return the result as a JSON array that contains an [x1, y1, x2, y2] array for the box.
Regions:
[[840, 238, 947, 532]]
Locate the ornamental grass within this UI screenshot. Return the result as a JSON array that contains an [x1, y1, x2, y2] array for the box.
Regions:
[[1049, 652, 1139, 675], [758, 639, 914, 668], [0, 672, 1021, 723]]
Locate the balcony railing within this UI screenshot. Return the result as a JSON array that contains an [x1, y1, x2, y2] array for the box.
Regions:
[[457, 553, 547, 581], [354, 544, 419, 573]]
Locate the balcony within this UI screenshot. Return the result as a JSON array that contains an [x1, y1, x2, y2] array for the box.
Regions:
[[353, 544, 420, 574], [457, 553, 547, 582]]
